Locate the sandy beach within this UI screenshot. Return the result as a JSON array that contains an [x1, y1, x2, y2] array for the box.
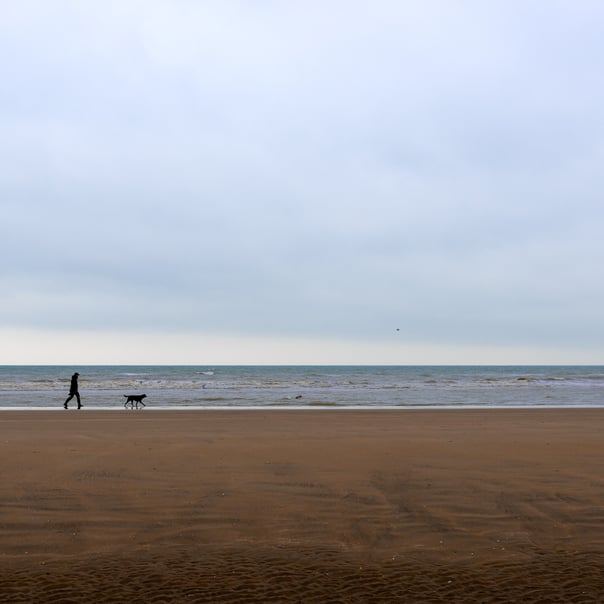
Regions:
[[1, 409, 604, 602]]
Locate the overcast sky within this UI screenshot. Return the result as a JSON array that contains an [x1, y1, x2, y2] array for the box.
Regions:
[[2, 1, 604, 364]]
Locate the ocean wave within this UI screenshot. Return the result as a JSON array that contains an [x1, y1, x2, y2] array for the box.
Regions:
[[1, 366, 604, 408]]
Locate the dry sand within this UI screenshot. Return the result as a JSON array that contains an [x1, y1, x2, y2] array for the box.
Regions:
[[1, 409, 604, 602]]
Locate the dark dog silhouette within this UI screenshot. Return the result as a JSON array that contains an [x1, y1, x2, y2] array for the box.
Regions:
[[123, 394, 147, 409]]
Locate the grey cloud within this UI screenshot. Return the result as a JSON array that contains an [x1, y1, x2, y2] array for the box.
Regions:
[[2, 1, 604, 354]]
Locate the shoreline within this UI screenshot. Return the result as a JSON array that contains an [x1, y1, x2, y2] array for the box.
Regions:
[[3, 408, 604, 600], [1, 403, 604, 411]]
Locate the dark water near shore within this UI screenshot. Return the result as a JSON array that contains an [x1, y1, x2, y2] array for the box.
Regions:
[[0, 365, 603, 410]]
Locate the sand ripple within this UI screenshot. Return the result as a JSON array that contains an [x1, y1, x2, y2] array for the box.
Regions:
[[2, 547, 603, 603]]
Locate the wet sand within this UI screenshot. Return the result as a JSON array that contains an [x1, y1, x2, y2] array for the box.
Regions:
[[1, 409, 604, 602]]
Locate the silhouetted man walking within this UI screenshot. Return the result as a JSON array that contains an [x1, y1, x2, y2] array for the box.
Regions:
[[64, 372, 82, 409]]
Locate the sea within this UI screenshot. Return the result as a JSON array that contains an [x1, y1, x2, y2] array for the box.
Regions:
[[0, 365, 603, 410]]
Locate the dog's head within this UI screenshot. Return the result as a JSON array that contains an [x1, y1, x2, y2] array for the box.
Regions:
[[141, 394, 147, 399]]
